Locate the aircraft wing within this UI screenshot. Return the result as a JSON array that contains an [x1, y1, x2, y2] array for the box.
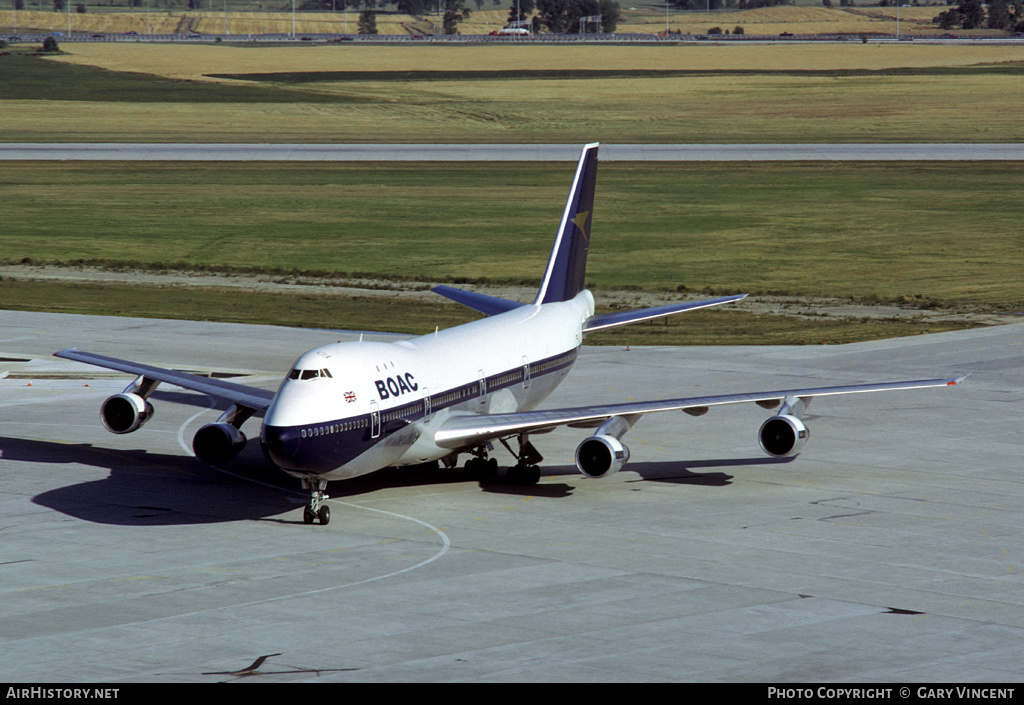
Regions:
[[433, 376, 963, 450], [54, 349, 275, 413]]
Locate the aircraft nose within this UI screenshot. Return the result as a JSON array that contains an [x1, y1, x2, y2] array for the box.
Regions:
[[261, 425, 302, 469]]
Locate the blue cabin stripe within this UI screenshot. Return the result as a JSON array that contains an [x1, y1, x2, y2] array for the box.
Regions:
[[261, 347, 579, 473]]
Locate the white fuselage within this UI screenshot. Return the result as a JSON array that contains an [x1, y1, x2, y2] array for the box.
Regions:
[[260, 290, 595, 480]]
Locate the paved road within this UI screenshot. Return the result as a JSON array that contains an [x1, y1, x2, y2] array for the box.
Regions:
[[2, 310, 1023, 682], [3, 143, 1024, 161]]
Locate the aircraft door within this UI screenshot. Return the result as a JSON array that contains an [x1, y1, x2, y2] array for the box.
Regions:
[[370, 401, 381, 438]]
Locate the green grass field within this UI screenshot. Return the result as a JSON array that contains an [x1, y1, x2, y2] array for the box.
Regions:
[[4, 161, 1022, 306], [0, 160, 1018, 343]]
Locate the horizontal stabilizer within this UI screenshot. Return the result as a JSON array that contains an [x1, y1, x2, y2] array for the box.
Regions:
[[583, 294, 747, 334], [432, 285, 527, 316]]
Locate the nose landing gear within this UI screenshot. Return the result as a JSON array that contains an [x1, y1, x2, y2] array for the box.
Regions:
[[302, 478, 331, 525]]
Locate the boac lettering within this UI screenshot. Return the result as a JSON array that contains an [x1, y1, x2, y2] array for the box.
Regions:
[[375, 373, 418, 400]]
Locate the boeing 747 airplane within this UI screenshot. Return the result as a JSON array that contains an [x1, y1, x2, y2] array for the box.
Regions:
[[56, 143, 962, 525]]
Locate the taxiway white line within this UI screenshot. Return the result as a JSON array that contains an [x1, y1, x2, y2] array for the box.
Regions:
[[177, 398, 218, 456], [132, 501, 452, 625], [172, 398, 452, 609]]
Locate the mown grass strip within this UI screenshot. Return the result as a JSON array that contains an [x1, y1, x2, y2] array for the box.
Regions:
[[0, 280, 475, 334], [0, 279, 978, 346]]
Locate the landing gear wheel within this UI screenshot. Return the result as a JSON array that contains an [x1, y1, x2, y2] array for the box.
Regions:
[[508, 464, 541, 486], [465, 456, 498, 481], [482, 457, 498, 480], [317, 505, 331, 525], [497, 434, 543, 486], [303, 506, 316, 524]]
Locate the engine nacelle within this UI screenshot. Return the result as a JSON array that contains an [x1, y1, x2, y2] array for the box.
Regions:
[[100, 393, 154, 434], [758, 414, 809, 457], [193, 423, 248, 465], [575, 434, 631, 478]]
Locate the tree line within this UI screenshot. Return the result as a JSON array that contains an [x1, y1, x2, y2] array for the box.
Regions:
[[935, 0, 1024, 31], [351, 0, 621, 34], [669, 0, 789, 9], [507, 0, 620, 33]]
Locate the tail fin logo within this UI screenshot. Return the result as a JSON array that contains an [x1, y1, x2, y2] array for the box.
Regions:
[[573, 210, 592, 242]]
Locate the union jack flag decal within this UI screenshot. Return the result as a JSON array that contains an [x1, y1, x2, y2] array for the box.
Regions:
[[344, 391, 357, 403]]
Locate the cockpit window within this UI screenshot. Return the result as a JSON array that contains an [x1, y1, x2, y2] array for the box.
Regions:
[[289, 368, 333, 381]]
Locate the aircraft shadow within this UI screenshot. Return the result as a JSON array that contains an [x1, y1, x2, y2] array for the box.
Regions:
[[11, 431, 796, 525], [627, 456, 795, 486], [286, 455, 797, 501], [337, 455, 796, 500], [6, 436, 302, 526], [328, 463, 578, 500], [517, 455, 796, 489]]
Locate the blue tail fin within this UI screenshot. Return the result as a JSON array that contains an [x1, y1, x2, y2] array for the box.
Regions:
[[533, 143, 599, 305]]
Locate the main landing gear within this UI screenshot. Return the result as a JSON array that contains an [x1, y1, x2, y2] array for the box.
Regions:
[[464, 450, 499, 481], [302, 478, 331, 526], [464, 434, 543, 486]]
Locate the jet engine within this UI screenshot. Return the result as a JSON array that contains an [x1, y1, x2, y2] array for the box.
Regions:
[[758, 414, 809, 457], [100, 393, 154, 434], [193, 422, 248, 465], [575, 434, 631, 478]]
